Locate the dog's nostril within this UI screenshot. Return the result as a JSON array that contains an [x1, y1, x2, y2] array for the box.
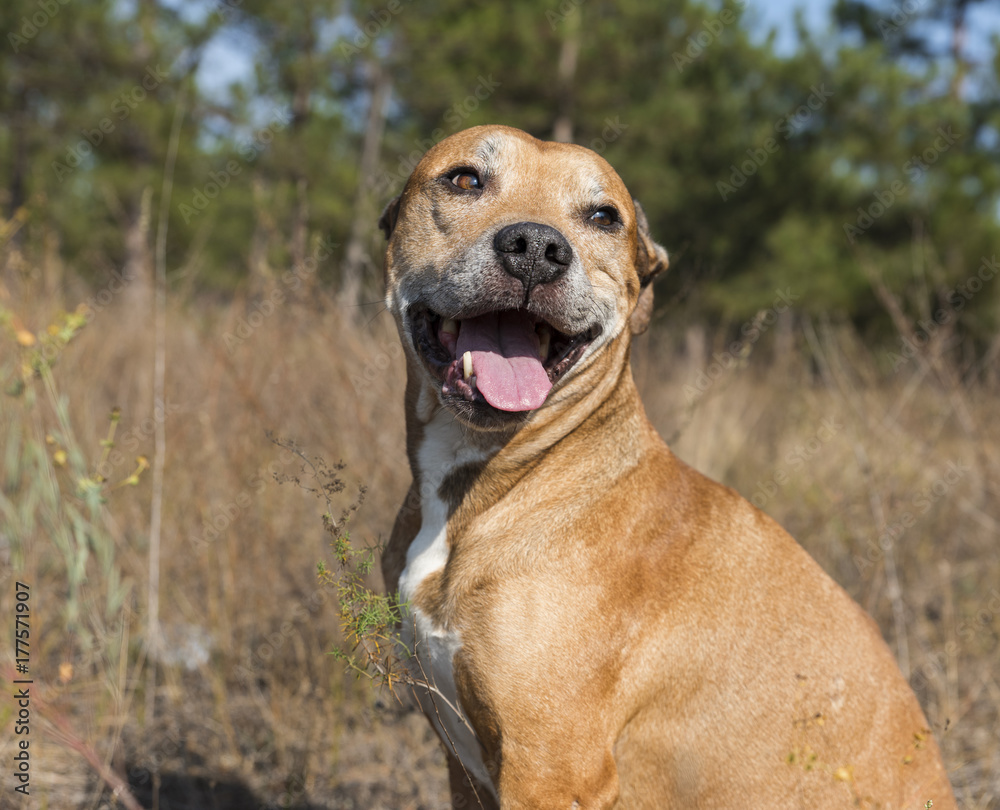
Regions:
[[545, 243, 567, 264], [494, 221, 573, 292]]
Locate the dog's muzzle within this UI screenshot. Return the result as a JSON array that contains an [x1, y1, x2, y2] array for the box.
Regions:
[[494, 221, 573, 302], [401, 223, 604, 423]]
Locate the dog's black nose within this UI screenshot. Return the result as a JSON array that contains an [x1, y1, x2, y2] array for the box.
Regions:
[[494, 222, 572, 293]]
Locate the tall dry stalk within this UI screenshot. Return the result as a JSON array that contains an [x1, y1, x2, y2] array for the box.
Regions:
[[146, 87, 186, 729]]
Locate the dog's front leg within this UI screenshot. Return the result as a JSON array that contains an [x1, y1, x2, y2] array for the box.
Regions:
[[447, 751, 500, 810], [493, 747, 620, 810]]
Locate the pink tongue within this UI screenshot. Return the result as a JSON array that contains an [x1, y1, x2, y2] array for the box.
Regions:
[[456, 311, 552, 412]]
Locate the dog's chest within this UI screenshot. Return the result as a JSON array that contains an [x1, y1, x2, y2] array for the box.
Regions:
[[397, 410, 497, 798]]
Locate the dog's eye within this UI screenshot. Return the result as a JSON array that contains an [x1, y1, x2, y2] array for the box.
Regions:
[[449, 171, 482, 191], [589, 207, 619, 227]]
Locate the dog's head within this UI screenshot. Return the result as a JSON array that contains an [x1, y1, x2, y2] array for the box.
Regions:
[[380, 125, 668, 431]]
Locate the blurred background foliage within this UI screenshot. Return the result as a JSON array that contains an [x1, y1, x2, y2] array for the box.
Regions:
[[1, 0, 998, 350], [2, 2, 999, 805]]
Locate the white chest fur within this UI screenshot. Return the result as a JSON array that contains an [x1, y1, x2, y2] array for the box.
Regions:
[[397, 410, 498, 800]]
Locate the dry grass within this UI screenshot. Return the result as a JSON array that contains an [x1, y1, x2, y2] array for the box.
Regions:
[[1, 253, 997, 809]]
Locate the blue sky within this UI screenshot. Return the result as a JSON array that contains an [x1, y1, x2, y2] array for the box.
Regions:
[[753, 0, 1000, 61], [747, 0, 834, 55]]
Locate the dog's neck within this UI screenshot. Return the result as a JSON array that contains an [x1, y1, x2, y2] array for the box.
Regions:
[[402, 333, 652, 520]]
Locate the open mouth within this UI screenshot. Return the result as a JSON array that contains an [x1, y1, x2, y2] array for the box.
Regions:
[[409, 307, 601, 414]]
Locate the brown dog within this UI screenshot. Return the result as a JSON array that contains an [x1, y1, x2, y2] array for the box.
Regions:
[[378, 125, 954, 809]]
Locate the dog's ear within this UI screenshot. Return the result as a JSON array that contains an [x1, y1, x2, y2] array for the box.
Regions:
[[378, 195, 401, 239], [630, 199, 669, 336]]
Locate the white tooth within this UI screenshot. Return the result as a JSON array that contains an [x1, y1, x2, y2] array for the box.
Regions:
[[537, 325, 551, 360], [463, 351, 473, 380], [441, 318, 458, 336]]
